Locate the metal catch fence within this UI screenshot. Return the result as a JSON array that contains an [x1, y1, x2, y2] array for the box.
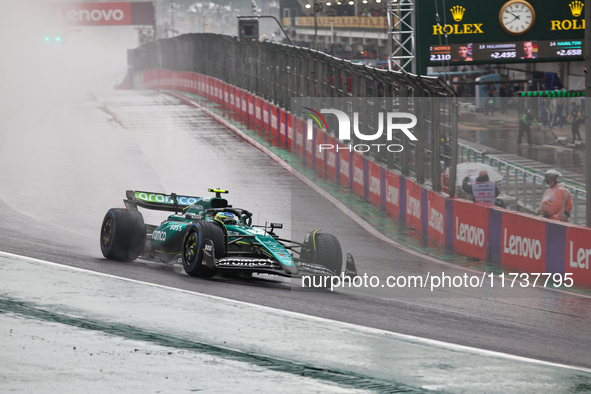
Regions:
[[128, 33, 457, 192]]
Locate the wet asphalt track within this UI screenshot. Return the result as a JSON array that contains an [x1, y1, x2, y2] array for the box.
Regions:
[[1, 89, 590, 371]]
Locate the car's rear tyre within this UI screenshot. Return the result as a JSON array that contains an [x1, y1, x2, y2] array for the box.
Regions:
[[182, 221, 226, 278], [303, 230, 343, 275], [100, 208, 145, 262]]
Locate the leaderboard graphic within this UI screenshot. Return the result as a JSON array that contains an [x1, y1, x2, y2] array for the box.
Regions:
[[417, 0, 586, 72], [429, 39, 583, 63]]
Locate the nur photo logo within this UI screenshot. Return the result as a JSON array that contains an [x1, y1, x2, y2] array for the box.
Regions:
[[304, 108, 418, 153]]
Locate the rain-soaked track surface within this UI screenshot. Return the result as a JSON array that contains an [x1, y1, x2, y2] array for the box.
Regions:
[[1, 89, 590, 370]]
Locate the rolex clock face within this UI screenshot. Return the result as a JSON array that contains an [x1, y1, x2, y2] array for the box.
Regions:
[[499, 0, 536, 35]]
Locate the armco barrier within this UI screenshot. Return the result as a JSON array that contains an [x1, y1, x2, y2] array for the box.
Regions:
[[135, 68, 591, 288]]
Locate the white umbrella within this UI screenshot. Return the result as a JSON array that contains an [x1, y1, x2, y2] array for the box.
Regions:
[[456, 162, 505, 185]]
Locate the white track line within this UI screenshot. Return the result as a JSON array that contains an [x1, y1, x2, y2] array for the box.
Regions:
[[2, 249, 591, 375]]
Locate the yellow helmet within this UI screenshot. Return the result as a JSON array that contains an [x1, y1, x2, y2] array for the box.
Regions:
[[214, 212, 238, 225]]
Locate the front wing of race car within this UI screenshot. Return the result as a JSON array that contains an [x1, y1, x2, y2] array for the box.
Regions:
[[200, 239, 357, 278]]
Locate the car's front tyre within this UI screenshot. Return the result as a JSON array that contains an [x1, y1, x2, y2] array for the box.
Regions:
[[182, 221, 226, 278], [302, 230, 343, 275]]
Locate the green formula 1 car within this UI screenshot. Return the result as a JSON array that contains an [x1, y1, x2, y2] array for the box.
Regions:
[[100, 188, 357, 279]]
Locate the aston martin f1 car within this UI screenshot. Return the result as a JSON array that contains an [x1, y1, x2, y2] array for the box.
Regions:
[[100, 188, 357, 279]]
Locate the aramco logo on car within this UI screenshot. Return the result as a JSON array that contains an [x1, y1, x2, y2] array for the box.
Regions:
[[304, 107, 417, 153]]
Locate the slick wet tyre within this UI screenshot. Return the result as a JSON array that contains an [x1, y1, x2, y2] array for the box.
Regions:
[[312, 232, 343, 275], [302, 230, 343, 275], [182, 221, 226, 278], [100, 208, 145, 262]]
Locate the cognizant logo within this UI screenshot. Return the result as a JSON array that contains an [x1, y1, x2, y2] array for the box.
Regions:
[[303, 107, 417, 153]]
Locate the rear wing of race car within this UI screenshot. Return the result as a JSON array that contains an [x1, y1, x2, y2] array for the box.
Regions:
[[124, 190, 203, 213], [124, 190, 228, 213]]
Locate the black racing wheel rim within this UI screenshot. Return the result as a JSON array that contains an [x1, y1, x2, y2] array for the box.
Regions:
[[183, 230, 200, 270], [100, 214, 114, 254]]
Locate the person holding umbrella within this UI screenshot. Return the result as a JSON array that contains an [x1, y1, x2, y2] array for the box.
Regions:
[[462, 170, 500, 206]]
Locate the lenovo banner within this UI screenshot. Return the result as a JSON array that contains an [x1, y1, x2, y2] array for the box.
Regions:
[[262, 102, 270, 134], [295, 118, 305, 158], [405, 179, 423, 232], [565, 225, 591, 286], [325, 135, 338, 181], [305, 127, 316, 167], [214, 80, 222, 104], [452, 199, 490, 261], [339, 148, 352, 189], [286, 115, 294, 150], [270, 106, 279, 147], [254, 97, 262, 133], [500, 211, 546, 273], [426, 190, 446, 246], [351, 153, 365, 199], [247, 94, 255, 128], [222, 83, 229, 108], [315, 131, 326, 178], [240, 91, 248, 124], [204, 76, 212, 100], [191, 73, 197, 94], [51, 2, 154, 26], [367, 160, 383, 209], [278, 110, 289, 148], [384, 170, 401, 219], [228, 86, 236, 113]]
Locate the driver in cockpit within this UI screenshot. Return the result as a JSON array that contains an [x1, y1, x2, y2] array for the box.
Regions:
[[214, 212, 239, 226]]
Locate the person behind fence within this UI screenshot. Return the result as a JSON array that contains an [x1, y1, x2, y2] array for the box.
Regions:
[[518, 109, 540, 146], [462, 170, 500, 206], [539, 169, 572, 222], [554, 93, 567, 128], [499, 83, 509, 114], [484, 84, 497, 115], [568, 102, 584, 143]]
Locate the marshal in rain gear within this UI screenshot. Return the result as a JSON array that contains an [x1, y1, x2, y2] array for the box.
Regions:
[[539, 182, 572, 222]]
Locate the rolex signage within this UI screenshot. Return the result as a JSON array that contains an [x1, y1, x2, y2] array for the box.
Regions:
[[551, 0, 585, 30], [432, 5, 484, 35], [416, 0, 585, 73]]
